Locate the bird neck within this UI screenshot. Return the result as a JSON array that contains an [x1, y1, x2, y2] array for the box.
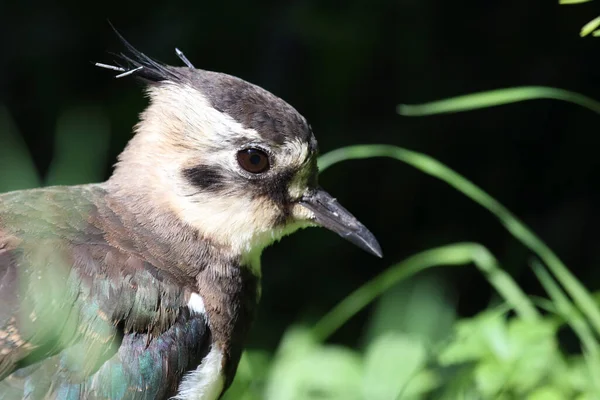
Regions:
[[98, 179, 261, 280]]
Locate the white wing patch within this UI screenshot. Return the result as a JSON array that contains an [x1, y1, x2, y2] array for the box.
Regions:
[[172, 293, 224, 400], [188, 292, 206, 315]]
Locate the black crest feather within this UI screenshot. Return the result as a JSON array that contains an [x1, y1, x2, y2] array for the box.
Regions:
[[95, 24, 190, 83]]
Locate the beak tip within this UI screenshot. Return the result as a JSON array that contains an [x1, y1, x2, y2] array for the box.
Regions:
[[365, 241, 383, 258], [350, 229, 382, 258]]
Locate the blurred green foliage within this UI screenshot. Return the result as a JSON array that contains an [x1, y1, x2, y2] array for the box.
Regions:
[[3, 83, 600, 398], [0, 106, 111, 190]]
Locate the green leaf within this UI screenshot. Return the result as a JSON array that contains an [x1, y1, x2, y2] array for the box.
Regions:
[[364, 274, 456, 346], [222, 351, 271, 400], [439, 312, 559, 396], [438, 311, 506, 366], [274, 326, 319, 359], [474, 359, 508, 396], [567, 356, 599, 394], [265, 327, 362, 400], [531, 260, 600, 393], [504, 319, 558, 393], [362, 333, 434, 399], [527, 387, 568, 400]]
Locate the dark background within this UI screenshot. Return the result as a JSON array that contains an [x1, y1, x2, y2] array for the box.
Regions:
[[1, 1, 599, 350]]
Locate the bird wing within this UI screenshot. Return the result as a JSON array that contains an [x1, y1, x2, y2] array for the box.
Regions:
[[0, 186, 212, 399]]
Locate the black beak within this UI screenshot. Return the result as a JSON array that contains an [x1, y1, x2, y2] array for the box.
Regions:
[[299, 188, 382, 258]]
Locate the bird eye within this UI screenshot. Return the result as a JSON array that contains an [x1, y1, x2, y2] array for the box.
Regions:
[[237, 148, 270, 174]]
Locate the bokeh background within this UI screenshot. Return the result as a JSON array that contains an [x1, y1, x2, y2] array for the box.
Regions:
[[2, 1, 600, 398]]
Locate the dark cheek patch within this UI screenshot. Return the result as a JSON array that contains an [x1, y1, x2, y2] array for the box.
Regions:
[[248, 168, 298, 227], [257, 169, 295, 204], [182, 165, 227, 192]]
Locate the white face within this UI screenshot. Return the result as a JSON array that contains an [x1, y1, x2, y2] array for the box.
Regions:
[[124, 82, 319, 262]]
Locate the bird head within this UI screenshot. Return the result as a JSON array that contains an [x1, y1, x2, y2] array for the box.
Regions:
[[99, 40, 381, 266]]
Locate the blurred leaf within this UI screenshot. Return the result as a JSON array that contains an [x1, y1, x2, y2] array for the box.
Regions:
[[222, 350, 271, 400], [439, 311, 560, 396], [0, 106, 41, 191], [265, 327, 362, 400], [436, 366, 481, 400], [438, 311, 505, 366], [531, 260, 600, 392], [275, 326, 320, 360], [45, 107, 110, 185], [504, 319, 559, 393], [398, 370, 440, 399], [474, 360, 507, 396], [527, 387, 567, 400], [568, 356, 598, 394], [364, 274, 456, 346], [362, 333, 435, 400]]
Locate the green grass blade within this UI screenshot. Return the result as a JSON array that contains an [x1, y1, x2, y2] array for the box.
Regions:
[[0, 107, 41, 191], [531, 259, 600, 392], [318, 144, 600, 337], [471, 245, 539, 321], [581, 16, 600, 37], [311, 242, 537, 342], [560, 0, 593, 4], [397, 86, 600, 116]]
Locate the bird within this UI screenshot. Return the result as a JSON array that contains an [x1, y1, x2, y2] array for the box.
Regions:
[[0, 35, 382, 400]]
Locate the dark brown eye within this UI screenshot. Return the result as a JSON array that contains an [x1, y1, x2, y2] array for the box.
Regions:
[[237, 148, 270, 174]]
